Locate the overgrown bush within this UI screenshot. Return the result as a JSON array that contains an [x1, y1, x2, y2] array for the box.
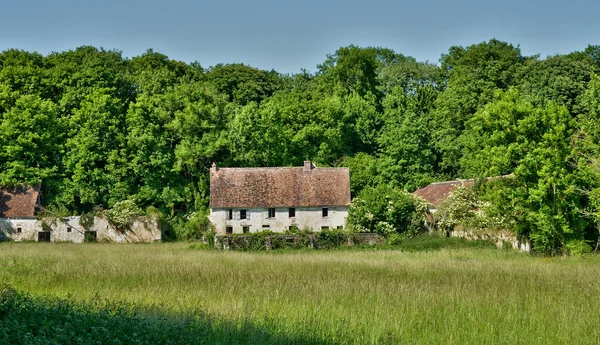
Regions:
[[435, 185, 509, 233], [316, 229, 348, 249], [173, 211, 212, 241], [347, 184, 426, 236], [107, 200, 143, 231]]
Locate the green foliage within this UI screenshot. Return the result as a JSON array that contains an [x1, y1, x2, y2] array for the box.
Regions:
[[347, 185, 426, 236], [316, 229, 348, 249], [461, 89, 586, 253]]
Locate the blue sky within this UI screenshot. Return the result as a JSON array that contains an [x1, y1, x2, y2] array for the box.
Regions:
[[1, 0, 598, 74]]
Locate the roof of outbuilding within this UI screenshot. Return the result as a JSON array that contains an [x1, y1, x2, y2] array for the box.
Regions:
[[0, 185, 40, 218], [210, 164, 351, 208], [412, 179, 475, 207]]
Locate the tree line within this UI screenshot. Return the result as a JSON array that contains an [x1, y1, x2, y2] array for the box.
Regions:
[[1, 40, 600, 252]]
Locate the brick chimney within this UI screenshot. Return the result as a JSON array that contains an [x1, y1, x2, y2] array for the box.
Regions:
[[303, 160, 314, 172]]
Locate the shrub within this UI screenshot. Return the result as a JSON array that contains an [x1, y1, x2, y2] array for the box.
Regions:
[[347, 184, 426, 236], [435, 184, 510, 233], [107, 200, 142, 231], [174, 211, 212, 241], [316, 229, 348, 249]]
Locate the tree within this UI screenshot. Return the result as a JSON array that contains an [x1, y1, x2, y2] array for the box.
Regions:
[[461, 89, 584, 253], [432, 39, 526, 176], [0, 94, 63, 186]]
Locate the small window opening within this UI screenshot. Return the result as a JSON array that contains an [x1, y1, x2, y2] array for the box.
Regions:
[[289, 208, 296, 218], [240, 209, 247, 220], [337, 225, 343, 230], [321, 226, 330, 230], [227, 209, 233, 220], [322, 207, 328, 217], [67, 227, 72, 233], [268, 208, 276, 218], [16, 227, 22, 234], [262, 224, 270, 229], [243, 226, 250, 234], [226, 226, 233, 234]]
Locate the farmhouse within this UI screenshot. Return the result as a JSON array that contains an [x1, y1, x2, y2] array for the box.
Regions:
[[209, 161, 350, 234], [0, 185, 161, 243]]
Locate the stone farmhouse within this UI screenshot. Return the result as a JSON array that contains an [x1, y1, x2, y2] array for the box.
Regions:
[[0, 185, 161, 243], [209, 161, 350, 234]]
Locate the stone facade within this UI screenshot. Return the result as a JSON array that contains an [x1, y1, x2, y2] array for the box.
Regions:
[[0, 216, 161, 243], [210, 206, 348, 234]]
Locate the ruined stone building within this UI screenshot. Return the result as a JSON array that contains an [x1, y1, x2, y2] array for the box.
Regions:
[[209, 161, 350, 234], [0, 185, 161, 243]]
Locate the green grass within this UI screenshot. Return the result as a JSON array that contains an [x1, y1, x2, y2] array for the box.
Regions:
[[1, 240, 599, 344]]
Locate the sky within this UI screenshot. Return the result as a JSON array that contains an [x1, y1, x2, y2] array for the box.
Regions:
[[1, 0, 599, 74]]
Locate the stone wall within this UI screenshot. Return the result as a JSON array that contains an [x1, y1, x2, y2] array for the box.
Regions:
[[0, 215, 161, 243], [451, 229, 531, 252]]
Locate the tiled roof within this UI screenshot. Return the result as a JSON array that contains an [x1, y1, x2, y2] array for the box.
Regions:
[[412, 179, 475, 207], [210, 162, 351, 208], [0, 185, 40, 218]]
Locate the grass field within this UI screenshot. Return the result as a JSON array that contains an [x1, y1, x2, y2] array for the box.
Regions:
[[1, 238, 599, 344]]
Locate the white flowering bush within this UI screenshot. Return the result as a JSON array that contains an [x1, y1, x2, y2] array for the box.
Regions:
[[107, 200, 142, 231], [435, 185, 509, 233], [347, 184, 425, 236]]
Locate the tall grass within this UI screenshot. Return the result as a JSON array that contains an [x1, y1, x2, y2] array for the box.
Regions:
[[1, 242, 599, 344]]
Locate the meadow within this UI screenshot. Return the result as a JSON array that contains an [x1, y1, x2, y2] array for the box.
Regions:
[[1, 239, 599, 344]]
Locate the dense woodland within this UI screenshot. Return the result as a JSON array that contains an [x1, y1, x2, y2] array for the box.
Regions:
[[1, 39, 600, 252]]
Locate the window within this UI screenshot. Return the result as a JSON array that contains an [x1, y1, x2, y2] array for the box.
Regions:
[[337, 226, 343, 230], [67, 227, 72, 233], [226, 226, 233, 234], [268, 208, 276, 218], [243, 226, 250, 234], [240, 209, 247, 220], [321, 226, 330, 230], [262, 225, 270, 229], [226, 209, 233, 220], [16, 227, 22, 234], [289, 208, 296, 218], [322, 207, 328, 217]]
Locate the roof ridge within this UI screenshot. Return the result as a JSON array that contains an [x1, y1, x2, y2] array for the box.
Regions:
[[216, 166, 348, 170]]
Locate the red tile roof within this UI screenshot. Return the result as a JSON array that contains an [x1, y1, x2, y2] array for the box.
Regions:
[[412, 179, 475, 207], [0, 185, 40, 218], [210, 163, 351, 208]]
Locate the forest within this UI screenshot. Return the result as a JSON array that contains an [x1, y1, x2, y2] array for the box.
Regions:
[[1, 39, 600, 253]]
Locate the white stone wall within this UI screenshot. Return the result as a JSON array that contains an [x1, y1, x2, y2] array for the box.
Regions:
[[0, 216, 161, 243], [209, 206, 348, 235]]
